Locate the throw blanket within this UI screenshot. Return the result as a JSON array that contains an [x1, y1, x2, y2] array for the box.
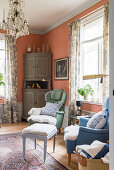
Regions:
[[76, 140, 109, 159], [101, 152, 109, 164], [28, 108, 42, 116], [64, 125, 79, 141], [27, 115, 57, 126]]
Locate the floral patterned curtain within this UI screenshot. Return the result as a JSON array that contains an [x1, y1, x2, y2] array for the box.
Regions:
[[69, 20, 81, 114], [103, 3, 109, 107], [3, 35, 18, 123]]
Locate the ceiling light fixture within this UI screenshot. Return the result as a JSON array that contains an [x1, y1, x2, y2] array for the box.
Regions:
[[1, 0, 29, 39]]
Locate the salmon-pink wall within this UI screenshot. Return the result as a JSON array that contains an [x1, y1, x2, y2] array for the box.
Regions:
[[81, 103, 102, 113], [42, 0, 108, 109], [17, 34, 42, 102]]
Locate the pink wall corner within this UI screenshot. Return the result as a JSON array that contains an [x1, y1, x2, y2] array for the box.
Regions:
[[17, 34, 42, 102]]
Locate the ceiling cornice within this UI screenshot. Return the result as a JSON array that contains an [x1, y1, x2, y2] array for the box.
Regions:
[[29, 30, 43, 35], [30, 0, 101, 35]]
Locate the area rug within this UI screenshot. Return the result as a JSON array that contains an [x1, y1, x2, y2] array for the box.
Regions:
[[0, 133, 68, 170]]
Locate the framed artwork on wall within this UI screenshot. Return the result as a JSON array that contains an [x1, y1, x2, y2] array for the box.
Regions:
[[54, 57, 69, 80]]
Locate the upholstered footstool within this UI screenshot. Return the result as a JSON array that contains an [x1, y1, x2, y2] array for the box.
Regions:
[[22, 123, 57, 162]]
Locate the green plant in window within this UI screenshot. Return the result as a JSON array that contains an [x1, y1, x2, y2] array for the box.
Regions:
[[0, 73, 5, 86], [78, 84, 94, 99], [84, 84, 94, 97], [78, 88, 86, 96]]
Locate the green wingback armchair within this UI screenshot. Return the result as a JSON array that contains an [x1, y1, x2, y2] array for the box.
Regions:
[[45, 89, 67, 129], [28, 89, 67, 129]]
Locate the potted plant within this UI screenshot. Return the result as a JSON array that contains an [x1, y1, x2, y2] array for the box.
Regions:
[[78, 84, 94, 100], [0, 73, 5, 99]]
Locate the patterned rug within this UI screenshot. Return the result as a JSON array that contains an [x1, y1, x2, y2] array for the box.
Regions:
[[0, 133, 67, 170]]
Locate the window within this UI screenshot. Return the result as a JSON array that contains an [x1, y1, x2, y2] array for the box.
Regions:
[[80, 10, 103, 102], [0, 37, 5, 97]]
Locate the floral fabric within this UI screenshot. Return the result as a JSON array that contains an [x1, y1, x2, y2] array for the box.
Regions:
[[103, 3, 109, 108], [69, 20, 81, 114], [2, 35, 18, 123]]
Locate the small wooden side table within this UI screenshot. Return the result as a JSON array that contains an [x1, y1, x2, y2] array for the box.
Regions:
[[68, 114, 79, 125], [68, 114, 91, 125]]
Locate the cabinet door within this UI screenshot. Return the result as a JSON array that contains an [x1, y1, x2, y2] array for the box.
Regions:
[[23, 90, 34, 118], [34, 90, 47, 108], [35, 56, 51, 79], [24, 56, 35, 78]]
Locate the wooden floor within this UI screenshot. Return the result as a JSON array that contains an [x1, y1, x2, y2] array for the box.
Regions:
[[0, 122, 78, 170]]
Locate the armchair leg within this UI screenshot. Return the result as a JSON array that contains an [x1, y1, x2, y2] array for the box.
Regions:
[[68, 153, 71, 166]]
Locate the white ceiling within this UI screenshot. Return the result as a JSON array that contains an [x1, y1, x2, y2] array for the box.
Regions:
[[0, 0, 101, 35]]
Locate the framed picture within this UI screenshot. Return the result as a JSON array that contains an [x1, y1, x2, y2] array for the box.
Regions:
[[54, 57, 68, 80]]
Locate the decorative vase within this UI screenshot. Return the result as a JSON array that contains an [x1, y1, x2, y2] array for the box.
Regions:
[[76, 101, 82, 107], [32, 45, 36, 53], [46, 44, 49, 53], [84, 95, 88, 100], [42, 44, 45, 53], [37, 47, 41, 53], [27, 45, 32, 53], [76, 101, 82, 115]]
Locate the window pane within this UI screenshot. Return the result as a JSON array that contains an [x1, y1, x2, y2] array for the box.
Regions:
[[83, 17, 103, 41], [0, 51, 5, 74], [80, 14, 103, 102], [83, 41, 98, 75], [0, 39, 5, 97], [83, 79, 102, 102], [0, 39, 5, 50]]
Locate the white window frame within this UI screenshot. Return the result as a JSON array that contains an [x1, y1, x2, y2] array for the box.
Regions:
[[80, 8, 104, 103]]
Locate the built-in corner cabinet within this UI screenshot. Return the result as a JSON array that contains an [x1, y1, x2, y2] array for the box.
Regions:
[[23, 53, 52, 119], [24, 53, 51, 80]]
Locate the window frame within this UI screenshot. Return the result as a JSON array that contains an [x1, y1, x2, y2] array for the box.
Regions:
[[80, 9, 104, 103]]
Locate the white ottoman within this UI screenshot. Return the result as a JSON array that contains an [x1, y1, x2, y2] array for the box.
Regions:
[[22, 123, 57, 162]]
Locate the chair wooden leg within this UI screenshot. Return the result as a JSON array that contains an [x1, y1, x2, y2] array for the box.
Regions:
[[68, 153, 71, 166], [59, 128, 61, 133]]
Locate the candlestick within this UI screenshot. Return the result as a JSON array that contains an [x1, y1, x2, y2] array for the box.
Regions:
[[3, 9, 5, 21]]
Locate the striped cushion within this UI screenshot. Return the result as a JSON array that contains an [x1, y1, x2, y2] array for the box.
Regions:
[[86, 110, 106, 129]]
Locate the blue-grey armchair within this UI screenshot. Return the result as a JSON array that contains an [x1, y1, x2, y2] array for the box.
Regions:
[[65, 98, 109, 166]]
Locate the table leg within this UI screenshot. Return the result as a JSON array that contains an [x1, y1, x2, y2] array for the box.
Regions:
[[35, 138, 37, 149], [53, 134, 56, 152], [44, 139, 47, 163], [23, 136, 26, 159], [73, 119, 75, 125]]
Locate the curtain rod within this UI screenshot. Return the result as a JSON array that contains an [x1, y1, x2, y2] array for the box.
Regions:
[[68, 5, 104, 26]]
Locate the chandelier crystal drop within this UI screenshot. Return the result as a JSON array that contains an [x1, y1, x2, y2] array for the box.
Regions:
[[1, 0, 29, 39]]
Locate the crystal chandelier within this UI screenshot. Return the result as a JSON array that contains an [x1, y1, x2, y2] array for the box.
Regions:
[[1, 0, 29, 39]]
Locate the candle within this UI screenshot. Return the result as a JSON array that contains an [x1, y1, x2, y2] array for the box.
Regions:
[[3, 9, 5, 21]]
